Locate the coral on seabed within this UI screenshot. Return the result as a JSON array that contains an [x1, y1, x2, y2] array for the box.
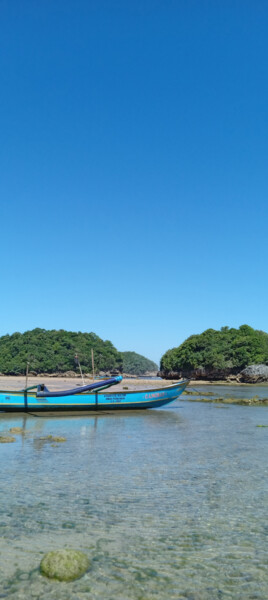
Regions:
[[40, 549, 90, 581]]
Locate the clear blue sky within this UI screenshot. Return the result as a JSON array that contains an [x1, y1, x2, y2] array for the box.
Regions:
[[1, 1, 268, 365]]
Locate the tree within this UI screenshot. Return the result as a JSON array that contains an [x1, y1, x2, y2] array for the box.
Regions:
[[160, 325, 268, 376]]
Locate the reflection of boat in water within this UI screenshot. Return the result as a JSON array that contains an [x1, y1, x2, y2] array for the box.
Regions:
[[0, 376, 188, 412]]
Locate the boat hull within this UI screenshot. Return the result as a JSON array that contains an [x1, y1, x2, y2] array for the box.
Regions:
[[0, 381, 188, 412]]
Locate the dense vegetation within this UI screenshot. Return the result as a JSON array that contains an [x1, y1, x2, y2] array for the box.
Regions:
[[160, 325, 268, 375], [0, 329, 123, 375], [122, 351, 158, 375]]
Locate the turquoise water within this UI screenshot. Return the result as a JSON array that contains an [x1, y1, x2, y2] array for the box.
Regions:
[[0, 394, 267, 599]]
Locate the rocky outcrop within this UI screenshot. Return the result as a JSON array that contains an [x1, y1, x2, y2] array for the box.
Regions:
[[158, 370, 182, 380], [158, 367, 241, 381], [159, 364, 268, 383], [240, 365, 268, 383]]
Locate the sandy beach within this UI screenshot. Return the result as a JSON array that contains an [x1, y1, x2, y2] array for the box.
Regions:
[[0, 375, 173, 393], [0, 376, 261, 393]]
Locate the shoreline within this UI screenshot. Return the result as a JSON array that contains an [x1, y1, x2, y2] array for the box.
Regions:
[[0, 376, 173, 393], [187, 379, 268, 386], [1, 375, 268, 391], [0, 376, 268, 406]]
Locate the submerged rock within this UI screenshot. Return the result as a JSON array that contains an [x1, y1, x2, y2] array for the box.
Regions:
[[0, 435, 16, 443], [38, 435, 66, 443], [9, 427, 24, 434], [40, 549, 90, 581]]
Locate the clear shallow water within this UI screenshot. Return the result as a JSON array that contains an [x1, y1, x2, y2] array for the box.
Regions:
[[185, 383, 268, 402], [0, 395, 267, 599]]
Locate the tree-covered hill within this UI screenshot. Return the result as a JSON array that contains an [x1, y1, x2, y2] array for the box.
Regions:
[[122, 351, 158, 376], [160, 325, 268, 379], [0, 329, 123, 375]]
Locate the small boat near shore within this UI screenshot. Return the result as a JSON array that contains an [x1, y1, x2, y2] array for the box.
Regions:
[[0, 376, 188, 412]]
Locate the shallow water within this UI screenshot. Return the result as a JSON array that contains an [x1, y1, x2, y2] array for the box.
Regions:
[[0, 396, 267, 599], [185, 383, 268, 401]]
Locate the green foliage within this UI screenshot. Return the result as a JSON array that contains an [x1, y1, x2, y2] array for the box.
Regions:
[[160, 325, 268, 374], [0, 328, 123, 375], [122, 351, 158, 375]]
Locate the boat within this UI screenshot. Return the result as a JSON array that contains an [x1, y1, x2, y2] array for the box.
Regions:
[[0, 376, 188, 412]]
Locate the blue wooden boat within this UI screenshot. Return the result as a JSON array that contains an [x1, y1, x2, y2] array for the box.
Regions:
[[0, 376, 188, 412]]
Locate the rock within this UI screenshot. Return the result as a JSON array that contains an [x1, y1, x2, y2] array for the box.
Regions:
[[144, 371, 158, 377], [159, 363, 268, 383], [226, 374, 241, 382], [158, 366, 242, 382], [0, 435, 16, 443], [240, 364, 268, 383], [38, 435, 66, 443], [158, 370, 183, 380], [62, 371, 77, 377], [40, 549, 90, 581], [9, 427, 24, 434]]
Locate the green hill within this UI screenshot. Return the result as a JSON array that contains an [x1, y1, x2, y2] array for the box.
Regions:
[[122, 351, 158, 376], [0, 329, 122, 375], [160, 325, 268, 379]]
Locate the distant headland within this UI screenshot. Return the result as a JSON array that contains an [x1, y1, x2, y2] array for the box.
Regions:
[[159, 325, 268, 383], [0, 329, 158, 377]]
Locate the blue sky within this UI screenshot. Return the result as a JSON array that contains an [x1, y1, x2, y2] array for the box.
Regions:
[[1, 1, 268, 365]]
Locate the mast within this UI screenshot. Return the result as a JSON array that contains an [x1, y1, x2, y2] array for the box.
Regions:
[[74, 354, 85, 386], [91, 348, 95, 381]]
